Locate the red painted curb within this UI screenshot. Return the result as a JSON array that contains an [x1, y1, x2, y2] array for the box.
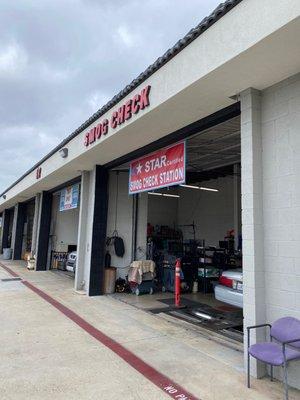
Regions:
[[0, 263, 199, 400], [0, 263, 20, 277]]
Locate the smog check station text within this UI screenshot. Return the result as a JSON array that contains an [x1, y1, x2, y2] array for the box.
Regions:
[[129, 142, 186, 194]]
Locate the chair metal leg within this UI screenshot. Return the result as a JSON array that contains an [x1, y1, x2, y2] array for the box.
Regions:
[[270, 365, 273, 382], [270, 334, 274, 381], [283, 361, 289, 400], [247, 351, 251, 388], [282, 343, 289, 400]]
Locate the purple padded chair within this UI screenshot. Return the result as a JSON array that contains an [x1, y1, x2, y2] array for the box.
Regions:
[[247, 317, 300, 400]]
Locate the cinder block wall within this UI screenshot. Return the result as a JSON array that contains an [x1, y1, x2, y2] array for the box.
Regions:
[[50, 194, 80, 252], [106, 171, 134, 278], [261, 73, 300, 388], [177, 176, 236, 246], [106, 171, 148, 279]]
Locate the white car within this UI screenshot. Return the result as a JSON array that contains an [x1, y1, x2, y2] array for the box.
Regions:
[[66, 251, 77, 273], [214, 269, 243, 308]]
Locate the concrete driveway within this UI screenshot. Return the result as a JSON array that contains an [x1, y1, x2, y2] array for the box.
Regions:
[[0, 260, 299, 400]]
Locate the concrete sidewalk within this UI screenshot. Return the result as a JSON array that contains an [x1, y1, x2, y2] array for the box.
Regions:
[[0, 261, 299, 400]]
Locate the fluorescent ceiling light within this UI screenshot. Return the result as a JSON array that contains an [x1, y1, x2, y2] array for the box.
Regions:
[[148, 192, 180, 198], [180, 184, 218, 192], [199, 187, 218, 192], [180, 184, 199, 190], [162, 193, 180, 198]]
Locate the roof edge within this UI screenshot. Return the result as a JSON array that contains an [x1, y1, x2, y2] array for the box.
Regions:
[[0, 0, 242, 199]]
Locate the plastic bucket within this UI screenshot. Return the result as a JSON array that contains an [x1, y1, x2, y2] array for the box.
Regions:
[[104, 267, 117, 294], [3, 248, 12, 260]]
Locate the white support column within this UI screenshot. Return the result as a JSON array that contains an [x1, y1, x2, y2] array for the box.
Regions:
[[31, 193, 41, 257], [74, 167, 109, 296], [240, 88, 266, 378], [74, 171, 93, 293]]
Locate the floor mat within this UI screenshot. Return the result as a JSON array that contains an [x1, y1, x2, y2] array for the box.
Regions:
[[151, 297, 244, 342]]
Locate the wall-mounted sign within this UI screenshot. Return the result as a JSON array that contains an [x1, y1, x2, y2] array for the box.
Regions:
[[36, 167, 42, 179], [129, 141, 186, 194], [59, 184, 80, 211], [84, 85, 151, 147]]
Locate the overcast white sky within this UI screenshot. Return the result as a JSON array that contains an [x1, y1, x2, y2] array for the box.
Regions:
[[0, 0, 221, 193]]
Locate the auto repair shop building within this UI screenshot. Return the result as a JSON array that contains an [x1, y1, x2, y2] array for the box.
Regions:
[[0, 0, 300, 390]]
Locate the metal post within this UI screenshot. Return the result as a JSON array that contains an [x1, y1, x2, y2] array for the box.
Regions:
[[270, 335, 273, 381], [270, 365, 273, 382], [175, 259, 181, 307], [247, 327, 251, 388], [283, 344, 289, 400]]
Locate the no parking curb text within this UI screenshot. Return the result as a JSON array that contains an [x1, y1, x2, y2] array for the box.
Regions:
[[164, 384, 193, 399]]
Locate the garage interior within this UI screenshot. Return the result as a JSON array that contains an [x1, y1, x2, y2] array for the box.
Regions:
[[3, 207, 14, 250], [21, 199, 35, 259], [107, 115, 244, 342], [48, 185, 80, 277]]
